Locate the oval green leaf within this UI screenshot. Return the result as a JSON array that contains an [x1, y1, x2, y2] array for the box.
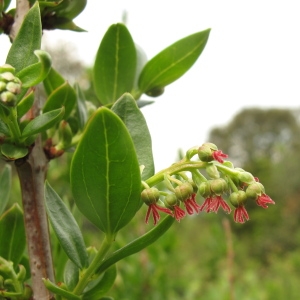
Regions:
[[16, 89, 35, 118], [17, 50, 52, 88], [21, 107, 65, 138], [6, 2, 42, 72], [0, 203, 26, 264], [70, 107, 141, 236], [43, 67, 65, 96], [93, 23, 137, 105], [0, 164, 12, 215], [1, 143, 28, 160], [43, 81, 76, 119], [45, 181, 89, 269], [112, 93, 154, 181], [138, 28, 211, 95]]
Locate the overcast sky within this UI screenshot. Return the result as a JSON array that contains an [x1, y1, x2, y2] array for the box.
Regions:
[[1, 1, 300, 171]]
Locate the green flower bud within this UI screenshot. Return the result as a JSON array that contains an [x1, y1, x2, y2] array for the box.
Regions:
[[146, 87, 164, 97], [0, 71, 15, 82], [229, 191, 247, 207], [199, 181, 211, 198], [237, 171, 256, 184], [164, 193, 178, 207], [58, 121, 73, 149], [0, 64, 15, 73], [141, 187, 160, 205], [223, 161, 234, 168], [6, 81, 21, 94], [174, 182, 193, 201], [0, 81, 6, 92], [210, 178, 228, 195], [206, 164, 220, 179], [0, 90, 17, 106], [23, 285, 33, 299], [198, 144, 213, 162], [246, 182, 265, 200]]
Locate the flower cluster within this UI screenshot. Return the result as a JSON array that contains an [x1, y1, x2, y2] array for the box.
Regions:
[[0, 64, 22, 107], [141, 143, 275, 225]]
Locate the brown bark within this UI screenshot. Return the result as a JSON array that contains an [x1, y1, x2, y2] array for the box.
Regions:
[[15, 136, 55, 300]]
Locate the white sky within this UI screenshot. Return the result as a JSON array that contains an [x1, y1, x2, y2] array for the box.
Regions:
[[1, 0, 300, 171]]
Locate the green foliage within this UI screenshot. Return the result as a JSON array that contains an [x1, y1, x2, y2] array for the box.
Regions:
[[111, 93, 154, 181], [0, 164, 11, 214], [45, 181, 88, 269], [70, 107, 141, 237], [6, 2, 41, 72], [93, 23, 137, 105], [0, 203, 25, 264]]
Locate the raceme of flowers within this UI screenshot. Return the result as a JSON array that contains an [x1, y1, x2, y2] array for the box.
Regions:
[[141, 143, 275, 225]]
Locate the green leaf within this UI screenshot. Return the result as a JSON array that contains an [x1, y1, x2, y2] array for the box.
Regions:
[[16, 89, 35, 118], [21, 107, 65, 138], [138, 28, 211, 95], [0, 119, 10, 136], [64, 259, 79, 291], [45, 181, 89, 269], [43, 81, 76, 119], [112, 93, 154, 180], [43, 278, 81, 300], [6, 2, 42, 72], [0, 164, 12, 215], [1, 143, 28, 160], [74, 83, 88, 130], [96, 215, 174, 275], [16, 50, 52, 88], [93, 23, 137, 105], [0, 204, 26, 264], [43, 67, 65, 96], [70, 107, 141, 236], [82, 265, 117, 300]]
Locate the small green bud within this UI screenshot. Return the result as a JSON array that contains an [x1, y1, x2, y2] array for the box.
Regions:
[[141, 187, 160, 205], [206, 164, 220, 179], [6, 81, 22, 94], [0, 81, 6, 92], [229, 191, 247, 207], [223, 161, 234, 168], [164, 193, 178, 207], [210, 178, 228, 195], [0, 91, 17, 106], [23, 285, 33, 299], [199, 181, 211, 198], [198, 144, 213, 162], [246, 182, 264, 200], [174, 182, 193, 201], [0, 64, 15, 73], [237, 171, 256, 184], [0, 71, 15, 82], [146, 87, 164, 97]]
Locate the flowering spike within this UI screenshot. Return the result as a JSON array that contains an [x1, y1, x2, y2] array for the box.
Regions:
[[233, 206, 249, 223], [256, 194, 275, 208], [183, 193, 201, 215]]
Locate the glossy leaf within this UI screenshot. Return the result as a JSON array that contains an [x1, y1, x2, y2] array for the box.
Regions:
[[45, 181, 88, 269], [0, 204, 26, 264], [64, 259, 79, 291], [6, 2, 41, 72], [70, 107, 141, 236], [16, 89, 35, 118], [43, 67, 65, 96], [82, 265, 117, 300], [44, 183, 88, 270], [93, 23, 137, 105], [96, 215, 174, 275], [74, 83, 88, 130], [0, 164, 12, 215], [1, 143, 28, 160], [138, 29, 211, 95], [43, 81, 76, 119], [21, 107, 65, 138], [112, 93, 154, 180], [17, 50, 52, 88]]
